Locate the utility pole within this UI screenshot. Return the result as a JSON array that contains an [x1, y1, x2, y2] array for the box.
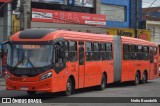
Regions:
[[20, 0, 24, 30], [134, 0, 138, 38], [3, 2, 12, 41], [20, 0, 31, 30]]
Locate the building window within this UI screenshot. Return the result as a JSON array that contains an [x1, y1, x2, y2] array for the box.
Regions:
[[148, 26, 155, 37], [101, 4, 126, 22]]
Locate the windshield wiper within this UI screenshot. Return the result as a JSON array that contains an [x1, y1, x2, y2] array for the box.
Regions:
[[13, 59, 24, 71], [27, 57, 36, 70]]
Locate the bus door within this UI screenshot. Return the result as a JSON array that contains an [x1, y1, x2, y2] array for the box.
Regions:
[[78, 42, 85, 88]]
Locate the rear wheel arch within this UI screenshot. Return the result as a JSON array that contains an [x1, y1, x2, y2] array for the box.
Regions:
[[134, 70, 141, 85], [103, 71, 107, 83], [98, 72, 107, 90], [141, 70, 148, 84], [137, 70, 141, 79], [143, 70, 148, 80], [69, 75, 75, 90]]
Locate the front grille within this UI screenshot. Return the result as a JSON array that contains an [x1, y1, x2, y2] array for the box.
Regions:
[[7, 66, 52, 77]]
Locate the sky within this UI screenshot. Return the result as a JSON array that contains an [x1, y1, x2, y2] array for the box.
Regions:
[[142, 0, 160, 8]]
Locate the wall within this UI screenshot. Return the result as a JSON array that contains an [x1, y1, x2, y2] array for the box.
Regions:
[[101, 0, 130, 28], [147, 21, 160, 44], [31, 0, 107, 34], [31, 22, 107, 34], [107, 28, 151, 41], [101, 0, 142, 28]]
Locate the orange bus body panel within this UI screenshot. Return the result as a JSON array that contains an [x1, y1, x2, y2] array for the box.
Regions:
[[5, 30, 159, 93]]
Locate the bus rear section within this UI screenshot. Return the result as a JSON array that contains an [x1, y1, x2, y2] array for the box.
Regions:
[[120, 36, 159, 84]]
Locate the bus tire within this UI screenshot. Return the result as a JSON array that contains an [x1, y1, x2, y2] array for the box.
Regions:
[[27, 91, 36, 96], [142, 72, 147, 84], [65, 78, 73, 96], [134, 72, 140, 85], [98, 74, 106, 90]]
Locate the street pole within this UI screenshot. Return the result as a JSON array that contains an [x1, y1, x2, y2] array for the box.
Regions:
[[134, 0, 138, 38], [3, 2, 12, 41], [20, 0, 31, 30], [20, 0, 24, 30]]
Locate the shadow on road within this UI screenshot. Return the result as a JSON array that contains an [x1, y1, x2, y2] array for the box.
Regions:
[[10, 81, 155, 99]]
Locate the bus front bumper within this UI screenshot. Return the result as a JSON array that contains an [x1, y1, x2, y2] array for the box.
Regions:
[[6, 78, 53, 92]]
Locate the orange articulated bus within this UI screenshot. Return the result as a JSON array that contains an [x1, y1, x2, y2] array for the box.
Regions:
[[3, 28, 159, 96]]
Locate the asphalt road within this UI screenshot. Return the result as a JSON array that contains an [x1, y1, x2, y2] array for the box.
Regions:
[[0, 78, 160, 106]]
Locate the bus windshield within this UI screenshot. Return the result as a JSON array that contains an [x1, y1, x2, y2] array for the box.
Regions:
[[7, 44, 53, 68]]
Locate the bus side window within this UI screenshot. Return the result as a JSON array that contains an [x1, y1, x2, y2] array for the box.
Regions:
[[65, 41, 69, 61], [86, 42, 92, 61], [93, 42, 99, 61], [137, 45, 143, 60], [154, 47, 157, 55], [143, 46, 149, 60], [123, 44, 131, 60], [150, 47, 154, 63], [106, 43, 112, 60], [69, 41, 77, 62], [130, 45, 136, 60], [53, 42, 66, 73], [100, 43, 106, 60], [54, 42, 65, 63]]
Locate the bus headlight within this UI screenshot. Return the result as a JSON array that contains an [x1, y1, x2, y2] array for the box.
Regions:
[[40, 72, 52, 80], [5, 72, 10, 79]]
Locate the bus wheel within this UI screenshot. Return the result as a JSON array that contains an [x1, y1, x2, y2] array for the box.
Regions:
[[134, 72, 140, 85], [142, 72, 147, 84], [27, 91, 36, 96], [65, 78, 72, 96], [99, 74, 106, 90]]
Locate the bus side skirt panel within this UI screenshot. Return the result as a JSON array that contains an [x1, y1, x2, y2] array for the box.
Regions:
[[113, 36, 122, 82]]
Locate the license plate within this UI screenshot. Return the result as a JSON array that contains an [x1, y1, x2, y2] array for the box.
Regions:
[[20, 87, 28, 90]]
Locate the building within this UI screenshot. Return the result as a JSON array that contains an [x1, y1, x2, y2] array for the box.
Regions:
[[30, 0, 107, 33], [100, 0, 142, 28], [143, 7, 160, 44], [100, 0, 150, 41], [0, 0, 148, 41], [0, 0, 12, 43]]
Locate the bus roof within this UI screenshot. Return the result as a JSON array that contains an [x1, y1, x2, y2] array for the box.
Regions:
[[10, 28, 114, 42], [121, 36, 157, 46], [10, 28, 157, 47]]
